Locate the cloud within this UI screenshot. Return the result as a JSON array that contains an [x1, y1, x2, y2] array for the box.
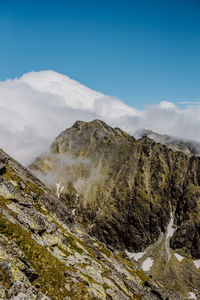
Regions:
[[178, 101, 200, 105], [0, 70, 200, 165]]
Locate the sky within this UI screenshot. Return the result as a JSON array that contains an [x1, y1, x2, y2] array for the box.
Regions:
[[1, 0, 200, 108], [1, 70, 200, 165], [1, 1, 200, 165]]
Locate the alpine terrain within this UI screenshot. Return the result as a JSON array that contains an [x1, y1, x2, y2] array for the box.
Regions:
[[29, 119, 200, 299], [0, 119, 200, 299]]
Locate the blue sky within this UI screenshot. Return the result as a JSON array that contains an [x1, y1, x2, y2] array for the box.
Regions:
[[0, 0, 200, 108]]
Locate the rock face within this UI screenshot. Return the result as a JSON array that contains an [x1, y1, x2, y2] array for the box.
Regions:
[[0, 147, 179, 299], [30, 120, 200, 255], [30, 119, 200, 299]]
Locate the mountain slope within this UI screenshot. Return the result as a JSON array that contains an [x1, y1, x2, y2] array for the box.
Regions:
[[0, 147, 178, 299], [30, 120, 200, 256], [30, 119, 200, 299]]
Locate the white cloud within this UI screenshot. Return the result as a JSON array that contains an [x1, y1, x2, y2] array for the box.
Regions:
[[178, 101, 200, 105], [0, 70, 200, 165], [159, 101, 176, 110]]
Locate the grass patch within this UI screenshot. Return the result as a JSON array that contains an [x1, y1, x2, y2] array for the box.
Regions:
[[0, 213, 68, 299], [3, 163, 44, 199], [0, 267, 11, 290], [76, 239, 96, 258], [97, 244, 111, 258], [103, 283, 109, 291], [33, 202, 48, 215], [64, 234, 84, 255], [57, 244, 71, 257], [0, 196, 10, 209], [134, 269, 149, 285]]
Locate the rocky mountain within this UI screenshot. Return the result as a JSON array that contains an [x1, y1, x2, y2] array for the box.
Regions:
[[134, 129, 200, 156], [0, 144, 181, 299], [29, 119, 200, 299], [1, 119, 200, 299]]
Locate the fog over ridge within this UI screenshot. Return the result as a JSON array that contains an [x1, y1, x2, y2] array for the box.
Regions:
[[0, 70, 199, 165]]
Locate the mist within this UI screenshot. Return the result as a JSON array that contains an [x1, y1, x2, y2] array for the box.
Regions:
[[0, 70, 200, 165]]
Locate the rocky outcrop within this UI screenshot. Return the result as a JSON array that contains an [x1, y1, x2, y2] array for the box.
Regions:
[[0, 147, 178, 299]]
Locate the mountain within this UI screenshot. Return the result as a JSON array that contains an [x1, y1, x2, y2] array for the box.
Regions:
[[0, 145, 180, 299], [30, 120, 200, 299], [135, 129, 200, 156]]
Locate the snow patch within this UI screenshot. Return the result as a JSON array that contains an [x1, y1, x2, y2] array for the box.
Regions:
[[90, 223, 95, 229], [141, 257, 154, 272], [193, 259, 200, 269], [188, 292, 197, 299], [56, 182, 64, 198], [165, 212, 176, 260], [175, 253, 184, 262], [72, 209, 76, 215], [125, 250, 146, 262], [166, 212, 175, 239]]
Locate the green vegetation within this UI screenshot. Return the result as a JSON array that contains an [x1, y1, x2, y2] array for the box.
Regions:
[[64, 233, 84, 254], [33, 201, 48, 215], [97, 243, 111, 258], [134, 269, 150, 285], [75, 239, 96, 258], [3, 163, 44, 199], [0, 195, 9, 208], [0, 267, 10, 290], [102, 283, 109, 291], [0, 213, 68, 299]]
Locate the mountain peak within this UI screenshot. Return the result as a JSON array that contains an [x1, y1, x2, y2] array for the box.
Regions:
[[29, 120, 200, 298], [53, 119, 133, 152], [72, 119, 108, 129], [0, 133, 183, 299]]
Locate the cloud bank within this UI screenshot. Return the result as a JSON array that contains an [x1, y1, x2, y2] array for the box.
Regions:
[[0, 70, 200, 165]]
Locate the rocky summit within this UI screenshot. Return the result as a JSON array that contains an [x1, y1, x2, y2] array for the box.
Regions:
[[1, 120, 200, 299]]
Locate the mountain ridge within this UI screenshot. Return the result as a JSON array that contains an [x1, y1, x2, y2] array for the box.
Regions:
[[0, 142, 181, 299], [134, 128, 200, 156], [29, 119, 200, 299]]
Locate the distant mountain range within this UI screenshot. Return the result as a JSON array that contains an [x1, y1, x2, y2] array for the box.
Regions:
[[134, 128, 200, 156]]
